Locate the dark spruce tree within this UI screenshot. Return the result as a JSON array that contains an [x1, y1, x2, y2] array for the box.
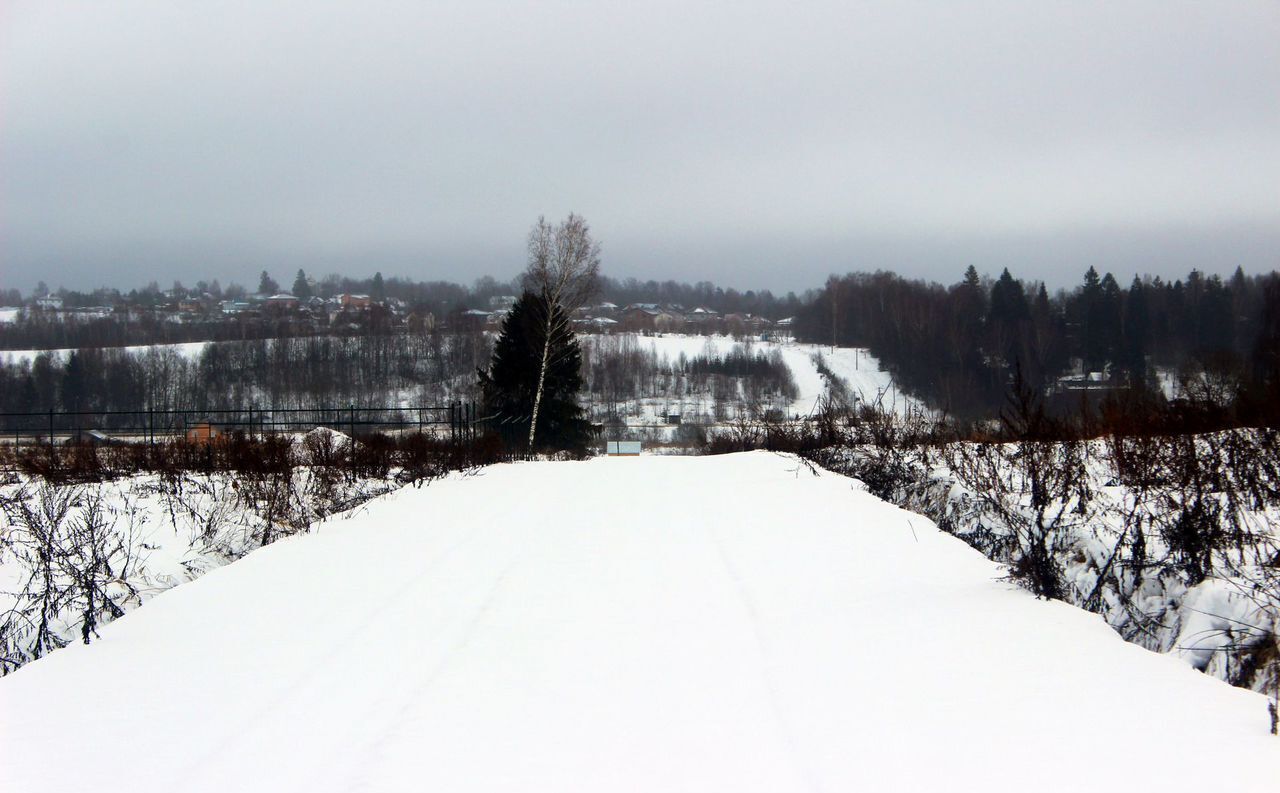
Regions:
[[478, 291, 591, 454], [292, 269, 312, 300], [258, 270, 280, 296]]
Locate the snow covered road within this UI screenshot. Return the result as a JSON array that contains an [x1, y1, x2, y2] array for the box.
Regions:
[[2, 453, 1276, 791]]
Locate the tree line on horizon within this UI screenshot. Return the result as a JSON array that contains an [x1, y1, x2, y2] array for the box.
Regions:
[[793, 265, 1280, 421], [5, 258, 1279, 426]]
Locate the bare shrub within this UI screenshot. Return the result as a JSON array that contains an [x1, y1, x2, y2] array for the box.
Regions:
[[0, 481, 142, 669]]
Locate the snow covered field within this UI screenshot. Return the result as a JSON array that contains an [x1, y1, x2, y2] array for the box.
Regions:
[[2, 452, 1275, 792], [633, 333, 915, 416], [0, 339, 209, 365], [583, 333, 919, 419]]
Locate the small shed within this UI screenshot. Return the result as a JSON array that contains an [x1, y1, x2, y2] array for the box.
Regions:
[[186, 422, 222, 445]]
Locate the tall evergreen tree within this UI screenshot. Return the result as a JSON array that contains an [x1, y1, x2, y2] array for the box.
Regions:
[[987, 268, 1030, 369], [1028, 282, 1065, 383], [949, 266, 987, 375], [989, 268, 1029, 326], [1197, 274, 1234, 354], [1248, 276, 1280, 418], [292, 269, 312, 300], [1096, 272, 1123, 371], [478, 291, 591, 453], [1121, 276, 1149, 383], [258, 270, 279, 295], [1078, 266, 1107, 370], [1229, 266, 1255, 355]]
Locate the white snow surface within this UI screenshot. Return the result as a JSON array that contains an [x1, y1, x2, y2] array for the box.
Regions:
[[0, 340, 209, 364], [1, 452, 1276, 792], [596, 333, 918, 416]]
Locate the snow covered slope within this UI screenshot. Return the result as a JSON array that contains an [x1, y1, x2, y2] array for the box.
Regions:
[[0, 339, 209, 365], [594, 333, 917, 416], [1, 453, 1275, 792]]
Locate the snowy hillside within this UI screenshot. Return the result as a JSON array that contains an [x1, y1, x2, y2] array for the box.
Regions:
[[616, 333, 914, 416], [2, 453, 1275, 792], [0, 339, 209, 365], [579, 333, 919, 427]]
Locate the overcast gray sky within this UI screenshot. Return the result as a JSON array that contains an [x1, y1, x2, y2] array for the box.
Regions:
[[3, 1, 1278, 294]]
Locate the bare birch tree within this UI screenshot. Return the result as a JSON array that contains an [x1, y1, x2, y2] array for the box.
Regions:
[[522, 214, 601, 450]]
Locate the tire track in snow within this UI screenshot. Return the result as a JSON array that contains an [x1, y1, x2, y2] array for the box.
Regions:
[[343, 532, 529, 792], [176, 516, 485, 783], [706, 523, 825, 793]]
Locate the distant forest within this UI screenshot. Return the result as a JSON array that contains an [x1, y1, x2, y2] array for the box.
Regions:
[[792, 266, 1280, 420], [580, 335, 797, 423], [0, 330, 795, 427], [0, 333, 492, 421], [4, 265, 1278, 423]]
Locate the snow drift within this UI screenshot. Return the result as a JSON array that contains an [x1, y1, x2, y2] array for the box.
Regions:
[[1, 452, 1276, 791]]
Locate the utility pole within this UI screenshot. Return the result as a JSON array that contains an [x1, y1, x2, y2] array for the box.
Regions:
[[829, 277, 839, 353]]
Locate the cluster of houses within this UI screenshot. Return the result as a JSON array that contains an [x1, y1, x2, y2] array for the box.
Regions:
[[574, 302, 793, 338], [211, 292, 419, 332], [20, 291, 422, 335], [456, 298, 792, 339], [17, 292, 794, 340]]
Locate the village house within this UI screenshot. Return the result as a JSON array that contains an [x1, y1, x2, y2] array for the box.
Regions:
[[653, 310, 684, 332], [723, 312, 773, 336], [407, 310, 436, 333], [685, 306, 719, 325], [265, 293, 300, 312], [589, 316, 618, 332], [455, 308, 491, 332], [621, 306, 661, 331], [768, 317, 795, 341]]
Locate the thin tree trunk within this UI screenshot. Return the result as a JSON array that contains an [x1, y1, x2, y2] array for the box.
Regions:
[[527, 310, 553, 450]]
